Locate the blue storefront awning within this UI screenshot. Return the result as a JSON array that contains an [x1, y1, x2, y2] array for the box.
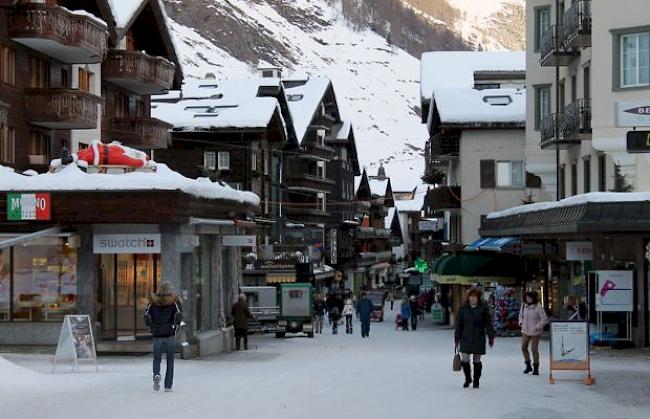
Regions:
[[465, 236, 519, 252]]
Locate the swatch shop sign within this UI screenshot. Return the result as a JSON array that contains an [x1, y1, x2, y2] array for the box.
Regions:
[[93, 234, 161, 254]]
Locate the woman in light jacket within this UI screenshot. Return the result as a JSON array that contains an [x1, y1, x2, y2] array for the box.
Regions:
[[342, 298, 355, 334], [519, 291, 548, 375]]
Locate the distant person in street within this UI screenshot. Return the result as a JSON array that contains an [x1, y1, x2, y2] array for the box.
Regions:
[[343, 298, 355, 334], [326, 293, 336, 325], [409, 295, 419, 331], [232, 293, 254, 351], [144, 282, 182, 393], [455, 287, 495, 389], [400, 297, 411, 331], [356, 292, 374, 338], [519, 291, 548, 375], [388, 291, 395, 310], [314, 294, 326, 334], [330, 305, 341, 334]]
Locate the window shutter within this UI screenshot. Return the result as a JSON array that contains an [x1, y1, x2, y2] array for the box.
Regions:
[[525, 172, 542, 188], [480, 160, 495, 189]]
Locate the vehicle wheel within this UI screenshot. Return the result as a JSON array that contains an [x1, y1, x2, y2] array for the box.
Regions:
[[276, 332, 285, 338], [307, 332, 314, 338]]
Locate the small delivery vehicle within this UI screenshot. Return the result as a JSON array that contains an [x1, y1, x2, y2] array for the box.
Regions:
[[367, 291, 385, 322], [240, 286, 279, 333], [276, 283, 315, 338]]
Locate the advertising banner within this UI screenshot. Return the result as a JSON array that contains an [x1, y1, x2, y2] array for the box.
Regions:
[[7, 193, 51, 221], [595, 270, 634, 312], [550, 321, 589, 371], [53, 315, 98, 372]]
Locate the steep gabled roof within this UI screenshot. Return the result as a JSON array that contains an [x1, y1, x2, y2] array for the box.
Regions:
[[283, 76, 337, 145]]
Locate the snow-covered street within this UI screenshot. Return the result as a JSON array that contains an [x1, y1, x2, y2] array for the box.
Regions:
[[1, 308, 648, 419]]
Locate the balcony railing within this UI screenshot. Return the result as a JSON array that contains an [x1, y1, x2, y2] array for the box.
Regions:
[[284, 206, 330, 221], [540, 100, 591, 150], [540, 25, 578, 67], [103, 50, 176, 95], [304, 143, 336, 159], [108, 117, 172, 149], [24, 88, 100, 129], [286, 174, 335, 193], [9, 3, 108, 64], [426, 186, 460, 211], [562, 0, 591, 49]]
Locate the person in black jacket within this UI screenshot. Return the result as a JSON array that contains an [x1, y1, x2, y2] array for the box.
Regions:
[[454, 287, 495, 389], [313, 294, 326, 334], [144, 282, 182, 392], [409, 296, 420, 331]]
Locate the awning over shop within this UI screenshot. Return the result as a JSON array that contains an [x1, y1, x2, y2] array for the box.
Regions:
[[431, 253, 520, 285], [266, 273, 296, 284], [465, 236, 519, 252]]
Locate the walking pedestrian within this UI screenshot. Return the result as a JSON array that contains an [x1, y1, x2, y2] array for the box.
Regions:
[[314, 294, 326, 334], [232, 293, 254, 351], [409, 295, 419, 331], [326, 293, 335, 325], [400, 297, 411, 331], [356, 292, 374, 338], [519, 291, 548, 375], [454, 287, 495, 389], [343, 298, 355, 334], [144, 282, 182, 392], [388, 291, 395, 310], [330, 306, 341, 334]]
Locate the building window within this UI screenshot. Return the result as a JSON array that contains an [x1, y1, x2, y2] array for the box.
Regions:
[[534, 7, 551, 51], [620, 32, 650, 88], [316, 129, 326, 147], [559, 165, 566, 199], [558, 80, 566, 109], [115, 94, 130, 118], [535, 86, 551, 130], [78, 67, 93, 92], [217, 151, 230, 171], [571, 162, 578, 196], [317, 160, 326, 179], [317, 193, 326, 212], [29, 56, 50, 88], [1, 46, 16, 85], [263, 150, 269, 175], [496, 161, 524, 188], [571, 74, 577, 103], [583, 66, 591, 99], [0, 125, 15, 164], [2, 237, 78, 322], [29, 131, 49, 158], [61, 68, 69, 88], [598, 154, 606, 191], [583, 157, 591, 193], [203, 151, 216, 170], [135, 99, 146, 117], [251, 152, 258, 172]]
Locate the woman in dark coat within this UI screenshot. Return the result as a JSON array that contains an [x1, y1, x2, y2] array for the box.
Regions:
[[454, 287, 495, 389]]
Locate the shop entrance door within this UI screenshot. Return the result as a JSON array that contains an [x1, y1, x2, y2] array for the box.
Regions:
[[100, 254, 160, 341]]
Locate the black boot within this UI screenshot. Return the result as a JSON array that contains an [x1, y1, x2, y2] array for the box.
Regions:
[[473, 362, 482, 388], [533, 363, 540, 375], [461, 362, 472, 388], [523, 361, 532, 374]]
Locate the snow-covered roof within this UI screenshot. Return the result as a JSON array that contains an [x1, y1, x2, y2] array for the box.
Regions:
[[335, 121, 352, 140], [283, 77, 331, 144], [0, 164, 259, 206], [368, 178, 388, 197], [151, 78, 285, 132], [395, 194, 425, 213], [108, 0, 147, 29], [385, 207, 396, 229], [487, 192, 650, 220], [430, 88, 525, 126], [420, 51, 525, 100]]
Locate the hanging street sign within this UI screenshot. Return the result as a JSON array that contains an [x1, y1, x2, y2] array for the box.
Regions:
[[6, 193, 51, 221], [626, 130, 650, 153], [616, 101, 650, 127]]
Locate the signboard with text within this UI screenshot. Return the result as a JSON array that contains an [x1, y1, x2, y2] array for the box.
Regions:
[[93, 234, 161, 254], [565, 241, 593, 261], [616, 101, 650, 127], [550, 321, 589, 370], [626, 130, 650, 153], [53, 315, 98, 372], [595, 270, 634, 312], [221, 235, 256, 247], [7, 193, 51, 221]]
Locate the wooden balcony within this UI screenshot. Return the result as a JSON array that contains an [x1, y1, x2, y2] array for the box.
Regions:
[[106, 117, 172, 149], [286, 174, 335, 193], [284, 206, 330, 223], [304, 143, 336, 160], [24, 88, 100, 129], [428, 134, 459, 159], [103, 50, 176, 95], [9, 3, 108, 64], [426, 186, 460, 211], [540, 25, 579, 67]]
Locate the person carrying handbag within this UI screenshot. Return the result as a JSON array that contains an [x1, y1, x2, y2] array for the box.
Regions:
[[519, 291, 548, 375]]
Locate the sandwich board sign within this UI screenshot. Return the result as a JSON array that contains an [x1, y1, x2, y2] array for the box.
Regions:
[[52, 315, 98, 373], [549, 321, 594, 385]]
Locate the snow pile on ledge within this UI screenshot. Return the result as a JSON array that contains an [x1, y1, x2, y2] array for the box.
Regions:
[[0, 164, 259, 207], [432, 88, 525, 124], [107, 0, 147, 28], [487, 192, 650, 219]]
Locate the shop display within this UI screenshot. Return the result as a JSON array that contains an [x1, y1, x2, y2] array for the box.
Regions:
[[491, 286, 521, 337]]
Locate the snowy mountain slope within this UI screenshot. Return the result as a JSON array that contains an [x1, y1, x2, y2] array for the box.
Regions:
[[165, 1, 429, 191]]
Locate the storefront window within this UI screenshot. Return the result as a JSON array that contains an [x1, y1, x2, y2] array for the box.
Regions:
[[0, 249, 9, 321], [12, 238, 77, 321]]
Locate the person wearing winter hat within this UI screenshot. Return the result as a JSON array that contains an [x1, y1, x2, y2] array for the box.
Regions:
[[144, 282, 183, 392], [232, 293, 255, 350], [454, 287, 495, 389], [519, 291, 548, 375]]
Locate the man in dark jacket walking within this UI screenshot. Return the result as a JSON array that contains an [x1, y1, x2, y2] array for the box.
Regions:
[[144, 282, 182, 392], [454, 287, 495, 389], [356, 292, 374, 338], [232, 293, 254, 350]]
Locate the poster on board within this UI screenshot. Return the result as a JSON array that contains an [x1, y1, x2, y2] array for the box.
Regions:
[[550, 321, 589, 371], [595, 270, 634, 312], [53, 315, 98, 372]]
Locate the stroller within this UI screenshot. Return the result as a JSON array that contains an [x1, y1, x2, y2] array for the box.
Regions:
[[395, 314, 404, 331]]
